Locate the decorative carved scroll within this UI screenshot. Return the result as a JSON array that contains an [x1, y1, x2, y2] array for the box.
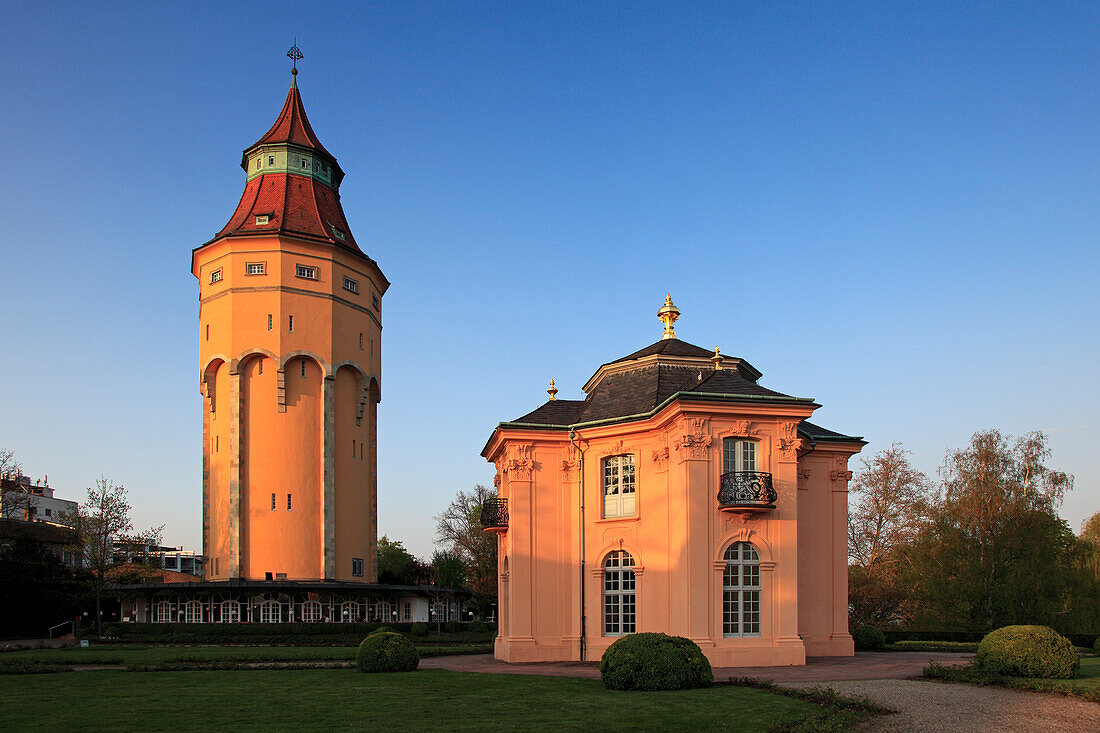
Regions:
[[504, 443, 535, 480], [678, 417, 712, 459]]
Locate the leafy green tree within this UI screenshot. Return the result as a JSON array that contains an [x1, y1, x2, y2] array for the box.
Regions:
[[430, 549, 466, 589], [900, 430, 1076, 631], [0, 534, 91, 638], [376, 536, 423, 585]]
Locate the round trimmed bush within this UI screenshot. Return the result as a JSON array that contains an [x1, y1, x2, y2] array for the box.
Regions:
[[599, 633, 713, 691], [100, 624, 121, 638], [852, 626, 886, 651], [356, 632, 419, 673], [976, 625, 1078, 679], [410, 622, 428, 637]]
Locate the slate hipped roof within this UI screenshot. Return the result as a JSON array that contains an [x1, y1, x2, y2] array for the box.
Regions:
[[500, 337, 863, 444]]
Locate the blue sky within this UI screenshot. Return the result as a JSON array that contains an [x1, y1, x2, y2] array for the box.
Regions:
[[1, 1, 1096, 558]]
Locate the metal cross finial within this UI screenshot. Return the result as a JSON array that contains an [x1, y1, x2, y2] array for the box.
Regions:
[[288, 40, 304, 76]]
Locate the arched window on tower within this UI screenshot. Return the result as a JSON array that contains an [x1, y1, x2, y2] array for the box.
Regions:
[[722, 542, 761, 637], [603, 550, 636, 636]]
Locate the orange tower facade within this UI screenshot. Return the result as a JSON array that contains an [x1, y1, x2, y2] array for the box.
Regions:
[[192, 71, 387, 583]]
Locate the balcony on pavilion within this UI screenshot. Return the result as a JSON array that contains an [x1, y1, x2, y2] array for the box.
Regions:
[[717, 471, 777, 513], [480, 497, 509, 533]]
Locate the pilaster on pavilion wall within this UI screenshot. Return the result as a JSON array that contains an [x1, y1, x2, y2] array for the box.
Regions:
[[773, 421, 803, 651], [829, 454, 855, 643], [674, 416, 714, 646], [368, 396, 379, 582], [201, 388, 211, 576], [322, 375, 336, 580], [502, 443, 535, 647]]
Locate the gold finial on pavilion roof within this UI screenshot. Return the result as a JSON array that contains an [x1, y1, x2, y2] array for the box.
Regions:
[[657, 293, 680, 340], [547, 379, 558, 401], [712, 346, 723, 370]]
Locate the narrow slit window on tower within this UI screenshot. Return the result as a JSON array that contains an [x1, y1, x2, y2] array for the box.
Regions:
[[287, 493, 292, 511], [372, 295, 379, 311], [300, 361, 306, 378], [267, 314, 272, 331], [268, 155, 274, 166], [288, 315, 294, 333], [359, 333, 363, 350], [205, 325, 210, 341], [270, 493, 276, 511], [258, 359, 263, 375]]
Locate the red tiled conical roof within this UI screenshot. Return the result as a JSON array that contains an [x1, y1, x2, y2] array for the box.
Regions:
[[246, 78, 335, 161]]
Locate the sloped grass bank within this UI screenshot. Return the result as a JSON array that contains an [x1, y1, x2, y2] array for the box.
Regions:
[[0, 644, 491, 673], [2, 669, 827, 732], [923, 656, 1100, 703]]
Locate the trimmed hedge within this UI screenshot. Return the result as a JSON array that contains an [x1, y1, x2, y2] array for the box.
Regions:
[[975, 625, 1079, 679], [852, 626, 886, 651], [882, 629, 1098, 648], [356, 632, 419, 673], [410, 622, 428, 636], [101, 622, 496, 646], [600, 633, 713, 691]]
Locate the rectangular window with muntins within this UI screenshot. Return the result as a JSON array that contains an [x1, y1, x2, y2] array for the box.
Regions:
[[343, 276, 359, 294], [210, 268, 222, 284], [246, 262, 265, 276], [603, 454, 636, 518], [296, 264, 317, 280]]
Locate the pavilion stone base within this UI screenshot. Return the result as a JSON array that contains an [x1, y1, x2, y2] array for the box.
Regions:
[[495, 634, 814, 667], [802, 632, 855, 658]]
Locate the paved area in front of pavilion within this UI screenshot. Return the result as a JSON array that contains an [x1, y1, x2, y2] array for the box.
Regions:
[[418, 651, 972, 682]]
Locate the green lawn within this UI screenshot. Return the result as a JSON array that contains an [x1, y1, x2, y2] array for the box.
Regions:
[[1, 644, 491, 667], [0, 669, 823, 731]]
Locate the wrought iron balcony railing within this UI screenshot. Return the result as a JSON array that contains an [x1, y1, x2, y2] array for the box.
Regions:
[[480, 497, 509, 532], [717, 471, 777, 511]]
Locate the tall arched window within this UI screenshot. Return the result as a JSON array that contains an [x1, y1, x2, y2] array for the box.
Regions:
[[603, 454, 636, 518], [603, 550, 636, 636], [300, 601, 322, 623], [154, 600, 172, 624], [723, 542, 761, 637], [184, 600, 203, 623], [221, 600, 240, 623], [260, 600, 281, 624]]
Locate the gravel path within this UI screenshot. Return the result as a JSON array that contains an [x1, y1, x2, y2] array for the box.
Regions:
[[782, 679, 1100, 733]]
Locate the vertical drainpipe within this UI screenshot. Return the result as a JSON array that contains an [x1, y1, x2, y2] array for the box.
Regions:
[[570, 428, 586, 662]]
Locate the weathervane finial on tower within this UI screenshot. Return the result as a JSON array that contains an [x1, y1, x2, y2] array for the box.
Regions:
[[288, 39, 304, 82]]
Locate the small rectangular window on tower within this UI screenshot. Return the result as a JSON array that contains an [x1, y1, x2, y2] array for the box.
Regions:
[[343, 276, 359, 294], [300, 361, 306, 377], [332, 227, 346, 241], [288, 315, 294, 333], [267, 314, 272, 331], [372, 295, 379, 311], [295, 264, 317, 280], [270, 493, 276, 511], [358, 333, 363, 350], [205, 325, 210, 341], [287, 493, 292, 511], [246, 262, 266, 276], [210, 268, 222, 284], [258, 359, 263, 375], [268, 155, 274, 166]]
